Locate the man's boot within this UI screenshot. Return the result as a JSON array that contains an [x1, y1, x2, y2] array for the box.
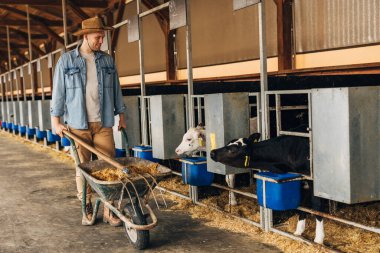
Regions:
[[103, 206, 122, 227]]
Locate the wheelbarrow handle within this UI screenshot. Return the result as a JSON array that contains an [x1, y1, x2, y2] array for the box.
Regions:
[[120, 127, 129, 157], [62, 129, 127, 171]]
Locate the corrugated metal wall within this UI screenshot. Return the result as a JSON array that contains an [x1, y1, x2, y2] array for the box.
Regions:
[[115, 1, 166, 76], [295, 0, 380, 53], [176, 0, 277, 68]]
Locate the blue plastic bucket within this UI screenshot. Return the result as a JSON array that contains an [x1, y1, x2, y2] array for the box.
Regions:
[[19, 126, 26, 135], [61, 137, 71, 147], [36, 128, 47, 139], [132, 146, 159, 162], [181, 157, 214, 186], [13, 124, 19, 132], [256, 172, 302, 211], [27, 127, 36, 136], [115, 148, 127, 158]]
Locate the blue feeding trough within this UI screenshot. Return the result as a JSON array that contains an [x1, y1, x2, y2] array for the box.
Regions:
[[27, 127, 36, 136], [13, 124, 19, 133], [115, 148, 127, 158], [19, 126, 26, 135], [1, 121, 6, 129], [36, 128, 47, 139], [132, 145, 159, 162], [180, 157, 214, 186], [255, 172, 302, 211], [61, 137, 71, 147], [47, 130, 54, 142]]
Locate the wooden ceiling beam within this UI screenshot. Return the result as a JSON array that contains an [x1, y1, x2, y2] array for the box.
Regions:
[[111, 0, 125, 52], [0, 5, 72, 26], [0, 0, 108, 8], [0, 6, 65, 45], [67, 0, 90, 20]]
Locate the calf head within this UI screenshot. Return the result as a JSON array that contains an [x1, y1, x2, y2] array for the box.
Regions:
[[175, 124, 206, 156], [210, 133, 260, 168]]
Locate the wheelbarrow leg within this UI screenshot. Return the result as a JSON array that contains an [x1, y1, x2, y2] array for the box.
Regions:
[[81, 176, 101, 226]]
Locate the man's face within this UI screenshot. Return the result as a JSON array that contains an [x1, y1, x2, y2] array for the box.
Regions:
[[85, 31, 105, 51]]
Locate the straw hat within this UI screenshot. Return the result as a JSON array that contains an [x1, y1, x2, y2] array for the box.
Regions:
[[74, 16, 113, 36]]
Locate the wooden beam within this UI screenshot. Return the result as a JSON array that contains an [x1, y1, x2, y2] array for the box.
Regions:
[[0, 5, 72, 26], [111, 0, 125, 53], [141, 0, 168, 34], [67, 0, 90, 20], [0, 5, 66, 45], [277, 0, 293, 71], [0, 0, 108, 8]]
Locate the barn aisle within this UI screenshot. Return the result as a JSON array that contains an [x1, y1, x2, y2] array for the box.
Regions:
[[0, 133, 281, 253]]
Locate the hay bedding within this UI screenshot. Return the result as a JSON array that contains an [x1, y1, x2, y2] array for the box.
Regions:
[[2, 131, 379, 252]]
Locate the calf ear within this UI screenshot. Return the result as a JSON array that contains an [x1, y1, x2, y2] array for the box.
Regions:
[[248, 133, 261, 143], [196, 122, 205, 130]]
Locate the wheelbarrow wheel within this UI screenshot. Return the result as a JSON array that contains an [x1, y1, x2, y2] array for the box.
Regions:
[[123, 203, 150, 250]]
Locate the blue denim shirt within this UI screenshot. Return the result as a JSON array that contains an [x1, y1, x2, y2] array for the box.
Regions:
[[50, 41, 125, 129]]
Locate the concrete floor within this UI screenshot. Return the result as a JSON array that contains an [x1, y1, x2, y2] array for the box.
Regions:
[[0, 133, 281, 253]]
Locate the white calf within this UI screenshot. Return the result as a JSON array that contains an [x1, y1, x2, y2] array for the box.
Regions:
[[175, 123, 239, 206]]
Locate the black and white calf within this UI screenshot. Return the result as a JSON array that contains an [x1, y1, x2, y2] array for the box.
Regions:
[[210, 133, 325, 244], [175, 124, 243, 206]]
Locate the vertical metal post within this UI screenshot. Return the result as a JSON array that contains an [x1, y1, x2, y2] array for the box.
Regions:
[[62, 0, 68, 49], [308, 93, 313, 179], [22, 68, 26, 102], [275, 94, 281, 136], [186, 0, 195, 128], [26, 5, 33, 60], [26, 5, 35, 102], [15, 71, 20, 101], [258, 0, 273, 232], [39, 60, 45, 100], [9, 73, 14, 102], [137, 0, 148, 145], [6, 26, 11, 71], [184, 0, 197, 203]]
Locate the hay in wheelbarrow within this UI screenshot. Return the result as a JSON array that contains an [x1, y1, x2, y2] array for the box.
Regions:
[[91, 162, 161, 181], [78, 157, 171, 202]]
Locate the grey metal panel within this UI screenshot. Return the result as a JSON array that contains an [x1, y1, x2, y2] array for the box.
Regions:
[[28, 101, 39, 128], [150, 94, 186, 159], [312, 87, 380, 204], [0, 102, 6, 121], [233, 0, 261, 11], [38, 100, 52, 130], [205, 93, 249, 175], [6, 101, 14, 122], [128, 15, 140, 43], [18, 101, 28, 126], [295, 0, 380, 53], [169, 0, 187, 30], [12, 101, 20, 124], [113, 96, 141, 149]]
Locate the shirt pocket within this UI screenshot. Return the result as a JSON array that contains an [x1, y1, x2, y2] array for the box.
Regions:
[[64, 67, 82, 89], [102, 67, 115, 88]]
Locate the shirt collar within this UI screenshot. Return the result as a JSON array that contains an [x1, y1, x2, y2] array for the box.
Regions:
[[75, 40, 103, 59]]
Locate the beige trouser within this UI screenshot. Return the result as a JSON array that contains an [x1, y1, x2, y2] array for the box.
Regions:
[[70, 122, 115, 202]]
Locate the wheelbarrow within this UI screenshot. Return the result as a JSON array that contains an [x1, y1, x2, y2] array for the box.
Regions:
[[63, 129, 171, 250]]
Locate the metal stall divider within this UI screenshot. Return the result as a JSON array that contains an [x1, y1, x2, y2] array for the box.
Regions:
[[233, 0, 268, 230], [19, 67, 28, 137]]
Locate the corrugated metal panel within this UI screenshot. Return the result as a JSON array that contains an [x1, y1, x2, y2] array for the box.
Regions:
[[295, 0, 380, 53]]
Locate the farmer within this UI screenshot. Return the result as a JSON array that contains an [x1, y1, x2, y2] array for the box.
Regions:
[[50, 16, 126, 226]]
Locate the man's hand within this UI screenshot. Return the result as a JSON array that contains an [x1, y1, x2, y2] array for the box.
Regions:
[[55, 123, 67, 137], [51, 116, 67, 137], [118, 113, 127, 131]]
